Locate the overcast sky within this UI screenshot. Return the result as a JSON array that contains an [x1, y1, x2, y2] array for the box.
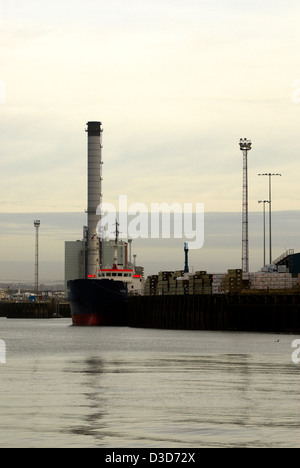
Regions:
[[0, 211, 298, 283], [1, 0, 300, 211], [0, 1, 300, 280]]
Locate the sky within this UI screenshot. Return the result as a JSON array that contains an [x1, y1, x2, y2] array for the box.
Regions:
[[1, 1, 300, 281], [0, 210, 299, 283]]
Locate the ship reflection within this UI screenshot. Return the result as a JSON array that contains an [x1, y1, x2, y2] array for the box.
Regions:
[[64, 351, 279, 447], [67, 357, 109, 443]]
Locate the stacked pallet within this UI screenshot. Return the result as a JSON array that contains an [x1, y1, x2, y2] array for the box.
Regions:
[[292, 278, 300, 288], [156, 271, 174, 295], [168, 275, 177, 295], [166, 271, 189, 296], [144, 275, 158, 296], [250, 272, 292, 290], [172, 270, 187, 296], [144, 268, 295, 297], [223, 269, 243, 294], [189, 271, 213, 295], [176, 279, 189, 295], [292, 276, 300, 289], [189, 276, 202, 295], [212, 274, 226, 294], [173, 270, 185, 278]]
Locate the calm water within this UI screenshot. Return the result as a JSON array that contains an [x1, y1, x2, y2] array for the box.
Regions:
[[0, 318, 299, 448]]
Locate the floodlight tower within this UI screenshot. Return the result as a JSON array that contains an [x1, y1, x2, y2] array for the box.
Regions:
[[34, 220, 40, 297], [239, 138, 252, 274]]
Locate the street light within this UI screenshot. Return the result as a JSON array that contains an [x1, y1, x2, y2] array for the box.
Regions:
[[258, 173, 282, 264], [258, 201, 270, 267]]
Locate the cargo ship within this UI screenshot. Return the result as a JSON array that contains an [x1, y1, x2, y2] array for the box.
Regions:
[[68, 276, 132, 326], [68, 266, 144, 326], [68, 222, 144, 326]]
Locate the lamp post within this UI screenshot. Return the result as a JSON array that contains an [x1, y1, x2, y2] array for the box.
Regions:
[[258, 201, 270, 267], [258, 173, 281, 264]]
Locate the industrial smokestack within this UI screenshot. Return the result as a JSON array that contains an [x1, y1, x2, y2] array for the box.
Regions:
[[86, 121, 103, 278]]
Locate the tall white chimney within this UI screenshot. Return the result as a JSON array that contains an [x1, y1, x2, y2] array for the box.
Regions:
[[86, 121, 103, 278]]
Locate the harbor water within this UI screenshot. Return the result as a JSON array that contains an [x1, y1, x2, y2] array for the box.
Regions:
[[0, 318, 299, 448]]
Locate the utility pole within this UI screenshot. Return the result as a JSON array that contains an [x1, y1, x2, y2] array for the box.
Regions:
[[258, 201, 270, 267], [34, 220, 40, 298], [258, 173, 281, 264], [239, 138, 252, 273]]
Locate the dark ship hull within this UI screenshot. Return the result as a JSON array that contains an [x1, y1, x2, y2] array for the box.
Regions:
[[67, 279, 128, 326]]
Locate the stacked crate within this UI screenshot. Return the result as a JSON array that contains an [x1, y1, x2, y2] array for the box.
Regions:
[[189, 275, 202, 295], [202, 273, 213, 295], [212, 274, 225, 294], [144, 275, 158, 296], [292, 276, 300, 289], [174, 270, 185, 278], [242, 274, 251, 291], [167, 274, 177, 295], [189, 271, 213, 295], [176, 279, 189, 295], [223, 269, 243, 294], [169, 271, 188, 296], [250, 272, 293, 290], [156, 271, 174, 295]]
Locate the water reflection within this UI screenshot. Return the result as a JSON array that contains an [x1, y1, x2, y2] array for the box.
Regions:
[[1, 320, 300, 447], [63, 351, 300, 448], [66, 357, 108, 442]]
